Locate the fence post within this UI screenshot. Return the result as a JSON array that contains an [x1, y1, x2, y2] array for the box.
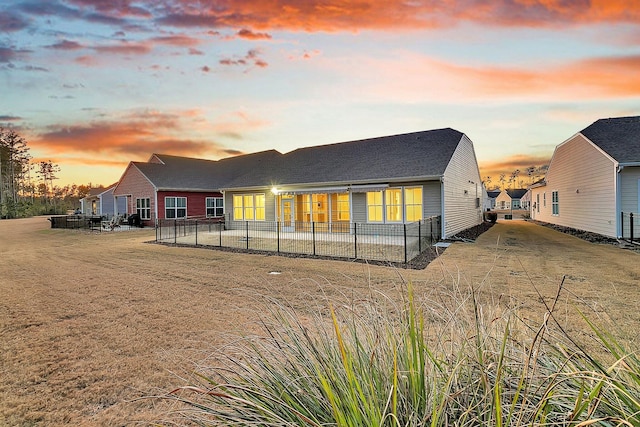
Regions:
[[277, 221, 280, 253], [156, 220, 159, 242], [354, 223, 357, 259], [621, 212, 625, 240], [430, 218, 434, 243], [195, 219, 198, 246], [174, 220, 177, 244], [631, 212, 635, 243], [245, 221, 249, 250], [312, 222, 316, 256], [404, 223, 407, 264], [418, 221, 422, 253], [218, 221, 222, 247]]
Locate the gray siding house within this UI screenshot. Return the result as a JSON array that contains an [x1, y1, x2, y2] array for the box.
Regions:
[[221, 128, 484, 238], [531, 116, 640, 238], [80, 184, 126, 217]]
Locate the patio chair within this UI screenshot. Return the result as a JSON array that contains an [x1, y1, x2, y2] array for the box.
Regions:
[[101, 215, 122, 231]]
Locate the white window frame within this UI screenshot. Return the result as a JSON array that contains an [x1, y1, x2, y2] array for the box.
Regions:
[[165, 196, 187, 219], [366, 186, 423, 223], [206, 197, 224, 217], [552, 191, 559, 215], [366, 191, 384, 223], [233, 193, 266, 221], [136, 198, 150, 220]]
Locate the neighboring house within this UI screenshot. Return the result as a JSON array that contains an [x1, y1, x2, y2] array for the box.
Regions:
[[495, 189, 528, 210], [221, 128, 484, 238], [80, 183, 126, 216], [113, 151, 280, 226], [485, 190, 501, 210], [530, 116, 640, 238], [520, 189, 531, 210]]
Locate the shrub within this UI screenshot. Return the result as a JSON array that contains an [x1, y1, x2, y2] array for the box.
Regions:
[[484, 211, 498, 223], [163, 282, 640, 426]]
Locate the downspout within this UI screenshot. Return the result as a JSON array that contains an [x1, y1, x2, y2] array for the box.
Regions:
[[154, 187, 159, 225], [616, 164, 623, 238], [440, 176, 446, 239]]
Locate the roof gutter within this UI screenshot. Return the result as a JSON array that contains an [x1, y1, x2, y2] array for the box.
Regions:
[[156, 187, 222, 192], [220, 174, 444, 192], [619, 162, 640, 168]]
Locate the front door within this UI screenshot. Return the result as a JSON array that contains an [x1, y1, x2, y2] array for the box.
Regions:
[[281, 198, 295, 232]]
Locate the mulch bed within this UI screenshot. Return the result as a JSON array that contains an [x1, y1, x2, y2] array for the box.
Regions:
[[528, 220, 622, 245]]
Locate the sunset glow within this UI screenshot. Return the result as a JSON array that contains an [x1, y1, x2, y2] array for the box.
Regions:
[[2, 0, 639, 187]]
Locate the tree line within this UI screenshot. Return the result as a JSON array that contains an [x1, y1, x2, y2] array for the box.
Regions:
[[0, 127, 92, 219], [483, 165, 548, 192]]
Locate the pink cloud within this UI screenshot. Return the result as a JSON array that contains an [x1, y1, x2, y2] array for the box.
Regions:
[[47, 40, 84, 50], [237, 28, 272, 40], [219, 48, 268, 69], [29, 109, 251, 164], [151, 0, 640, 33]]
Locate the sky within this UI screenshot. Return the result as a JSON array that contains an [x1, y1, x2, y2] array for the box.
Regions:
[[1, 0, 639, 188]]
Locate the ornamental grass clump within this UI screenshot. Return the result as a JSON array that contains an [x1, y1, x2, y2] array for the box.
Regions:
[[164, 280, 639, 426]]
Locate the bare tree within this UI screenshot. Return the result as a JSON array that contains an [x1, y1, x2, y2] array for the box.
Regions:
[[510, 169, 520, 189], [498, 173, 506, 191]]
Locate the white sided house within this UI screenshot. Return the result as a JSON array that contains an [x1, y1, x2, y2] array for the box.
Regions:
[[530, 116, 640, 238], [221, 128, 484, 238]]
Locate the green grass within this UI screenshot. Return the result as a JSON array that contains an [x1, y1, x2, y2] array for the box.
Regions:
[[163, 280, 640, 426]]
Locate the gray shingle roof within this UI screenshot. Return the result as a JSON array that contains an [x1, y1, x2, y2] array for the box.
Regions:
[[223, 128, 464, 189], [135, 150, 282, 191], [506, 189, 528, 199], [128, 128, 465, 191], [580, 116, 640, 163]]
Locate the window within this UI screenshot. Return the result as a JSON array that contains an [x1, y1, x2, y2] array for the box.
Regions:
[[206, 197, 223, 217], [233, 194, 265, 221], [536, 194, 540, 213], [165, 196, 187, 219], [243, 195, 254, 220], [385, 188, 403, 222], [255, 194, 265, 220], [331, 193, 350, 221], [136, 198, 150, 220], [404, 187, 423, 222], [543, 192, 546, 207], [300, 195, 312, 222], [367, 186, 423, 223], [233, 195, 243, 220], [367, 191, 383, 222], [552, 191, 559, 215]]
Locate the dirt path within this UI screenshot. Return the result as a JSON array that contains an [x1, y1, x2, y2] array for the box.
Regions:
[[1, 217, 638, 426], [428, 220, 640, 335]]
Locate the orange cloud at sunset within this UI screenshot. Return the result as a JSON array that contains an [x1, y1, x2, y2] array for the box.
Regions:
[[152, 0, 640, 32], [29, 110, 246, 168], [353, 51, 640, 104]]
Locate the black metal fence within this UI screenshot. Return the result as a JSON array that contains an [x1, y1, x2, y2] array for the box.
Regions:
[[49, 215, 104, 230], [49, 214, 139, 231], [156, 216, 442, 264], [621, 212, 639, 243]]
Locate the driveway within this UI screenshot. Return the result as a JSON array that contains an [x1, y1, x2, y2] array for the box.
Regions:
[[424, 219, 640, 339]]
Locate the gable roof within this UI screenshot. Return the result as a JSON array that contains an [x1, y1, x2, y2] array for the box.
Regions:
[[506, 189, 528, 199], [223, 128, 465, 189], [487, 190, 501, 198], [580, 116, 640, 164], [83, 183, 116, 200], [131, 150, 283, 191]]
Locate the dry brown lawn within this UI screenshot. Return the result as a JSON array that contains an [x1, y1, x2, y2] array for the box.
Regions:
[[1, 217, 638, 426]]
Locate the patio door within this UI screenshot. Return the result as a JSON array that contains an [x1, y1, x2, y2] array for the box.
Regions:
[[281, 198, 295, 232]]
